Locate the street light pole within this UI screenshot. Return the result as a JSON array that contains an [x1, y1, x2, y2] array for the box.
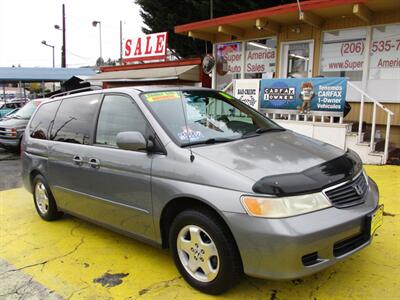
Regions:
[[41, 40, 55, 91], [92, 21, 102, 61], [41, 40, 55, 68]]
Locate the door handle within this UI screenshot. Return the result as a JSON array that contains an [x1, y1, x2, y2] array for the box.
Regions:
[[89, 158, 100, 168], [72, 155, 83, 165]]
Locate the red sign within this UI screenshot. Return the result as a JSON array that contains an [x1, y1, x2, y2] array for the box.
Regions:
[[123, 32, 168, 63]]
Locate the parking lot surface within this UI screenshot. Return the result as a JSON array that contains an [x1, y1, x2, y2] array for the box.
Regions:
[[0, 148, 21, 191], [0, 165, 399, 299]]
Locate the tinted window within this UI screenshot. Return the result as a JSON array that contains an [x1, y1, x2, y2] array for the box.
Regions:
[[51, 94, 100, 144], [96, 94, 147, 146], [29, 100, 61, 140]]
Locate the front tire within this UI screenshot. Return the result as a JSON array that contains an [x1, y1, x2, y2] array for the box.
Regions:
[[33, 175, 63, 221], [169, 209, 243, 294]]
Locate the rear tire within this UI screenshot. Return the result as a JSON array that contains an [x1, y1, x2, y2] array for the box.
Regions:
[[32, 174, 63, 221], [169, 209, 243, 294]]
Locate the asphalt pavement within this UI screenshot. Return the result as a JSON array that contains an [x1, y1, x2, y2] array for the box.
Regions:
[[0, 147, 22, 191], [0, 165, 399, 299]]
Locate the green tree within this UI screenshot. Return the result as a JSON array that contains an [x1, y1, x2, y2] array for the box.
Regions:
[[135, 0, 296, 58], [96, 57, 105, 66]]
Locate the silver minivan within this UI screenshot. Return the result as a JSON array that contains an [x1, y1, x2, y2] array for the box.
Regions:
[[22, 86, 382, 294]]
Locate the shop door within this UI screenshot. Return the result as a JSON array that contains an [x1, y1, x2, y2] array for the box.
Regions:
[[280, 41, 314, 78]]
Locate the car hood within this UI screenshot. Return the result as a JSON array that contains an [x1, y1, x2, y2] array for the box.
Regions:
[[192, 130, 345, 182], [0, 117, 28, 128]]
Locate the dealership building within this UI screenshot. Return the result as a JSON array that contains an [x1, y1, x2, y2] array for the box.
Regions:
[[174, 0, 400, 164]]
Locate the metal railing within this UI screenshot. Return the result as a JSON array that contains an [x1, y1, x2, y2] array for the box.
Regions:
[[266, 111, 344, 124], [347, 81, 394, 163]]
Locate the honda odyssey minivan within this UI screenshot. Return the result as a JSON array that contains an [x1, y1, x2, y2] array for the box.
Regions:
[[22, 86, 382, 294]]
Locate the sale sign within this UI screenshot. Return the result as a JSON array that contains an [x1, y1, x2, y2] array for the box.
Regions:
[[123, 32, 168, 63]]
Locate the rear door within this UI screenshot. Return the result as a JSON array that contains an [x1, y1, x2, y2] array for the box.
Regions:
[[48, 93, 102, 214], [86, 93, 155, 240]]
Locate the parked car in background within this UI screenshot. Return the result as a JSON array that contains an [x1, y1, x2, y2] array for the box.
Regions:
[[21, 87, 381, 294], [0, 99, 44, 150], [0, 100, 26, 118]]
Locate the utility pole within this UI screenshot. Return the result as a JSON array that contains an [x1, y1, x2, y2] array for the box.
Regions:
[[62, 4, 66, 67], [210, 0, 213, 19]]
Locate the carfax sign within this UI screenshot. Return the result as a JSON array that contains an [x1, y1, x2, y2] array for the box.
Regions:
[[260, 77, 347, 114]]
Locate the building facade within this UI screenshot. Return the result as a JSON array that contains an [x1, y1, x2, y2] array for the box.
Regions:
[[174, 0, 400, 149]]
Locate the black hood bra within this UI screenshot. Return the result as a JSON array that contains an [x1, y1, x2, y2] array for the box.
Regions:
[[252, 150, 363, 196]]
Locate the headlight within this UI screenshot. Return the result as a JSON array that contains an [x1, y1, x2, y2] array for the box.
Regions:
[[5, 128, 17, 137], [241, 193, 332, 218]]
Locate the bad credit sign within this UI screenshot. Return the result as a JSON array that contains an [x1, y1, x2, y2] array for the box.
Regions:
[[123, 32, 168, 63]]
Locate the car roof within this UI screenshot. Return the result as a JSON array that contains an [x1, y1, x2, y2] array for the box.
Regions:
[[44, 86, 217, 102], [129, 85, 215, 93]]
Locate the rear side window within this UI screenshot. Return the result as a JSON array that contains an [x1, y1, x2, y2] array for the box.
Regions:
[[50, 94, 101, 144], [29, 101, 61, 140], [96, 94, 148, 146]]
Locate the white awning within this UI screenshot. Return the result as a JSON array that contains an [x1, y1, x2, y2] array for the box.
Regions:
[[88, 65, 200, 82]]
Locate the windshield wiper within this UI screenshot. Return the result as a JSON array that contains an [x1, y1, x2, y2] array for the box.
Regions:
[[255, 127, 286, 134], [241, 127, 286, 139], [182, 137, 236, 147]]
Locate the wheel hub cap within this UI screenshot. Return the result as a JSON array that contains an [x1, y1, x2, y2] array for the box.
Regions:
[[35, 182, 49, 215], [176, 225, 219, 283]]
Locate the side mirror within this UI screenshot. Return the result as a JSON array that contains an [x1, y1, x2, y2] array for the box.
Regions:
[[116, 131, 147, 151]]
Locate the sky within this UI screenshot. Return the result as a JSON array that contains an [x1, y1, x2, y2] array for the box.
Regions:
[[0, 0, 145, 68]]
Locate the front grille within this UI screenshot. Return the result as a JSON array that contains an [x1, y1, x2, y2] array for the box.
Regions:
[[324, 172, 368, 208], [0, 127, 7, 137]]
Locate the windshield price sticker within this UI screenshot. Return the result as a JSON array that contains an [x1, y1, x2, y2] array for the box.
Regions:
[[144, 92, 180, 102], [178, 128, 204, 142]]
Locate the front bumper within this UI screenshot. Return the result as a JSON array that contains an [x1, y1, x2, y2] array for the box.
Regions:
[[224, 178, 379, 280]]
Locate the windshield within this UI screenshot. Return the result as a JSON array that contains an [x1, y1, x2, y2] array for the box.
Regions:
[[141, 90, 283, 147], [12, 101, 40, 119]]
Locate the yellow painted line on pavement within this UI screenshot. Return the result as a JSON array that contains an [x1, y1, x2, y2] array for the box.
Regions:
[[0, 165, 399, 299]]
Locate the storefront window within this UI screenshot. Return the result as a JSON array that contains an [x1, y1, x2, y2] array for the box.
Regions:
[[215, 42, 241, 91], [244, 38, 276, 79], [320, 28, 367, 81], [369, 24, 400, 80]]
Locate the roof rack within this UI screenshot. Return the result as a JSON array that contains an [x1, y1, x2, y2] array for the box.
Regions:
[[49, 86, 102, 98]]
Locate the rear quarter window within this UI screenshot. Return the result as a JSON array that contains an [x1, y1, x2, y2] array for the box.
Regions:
[[50, 94, 101, 144], [29, 100, 61, 140]]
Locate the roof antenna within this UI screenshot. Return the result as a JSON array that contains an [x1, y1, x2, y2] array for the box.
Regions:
[[178, 89, 195, 162]]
